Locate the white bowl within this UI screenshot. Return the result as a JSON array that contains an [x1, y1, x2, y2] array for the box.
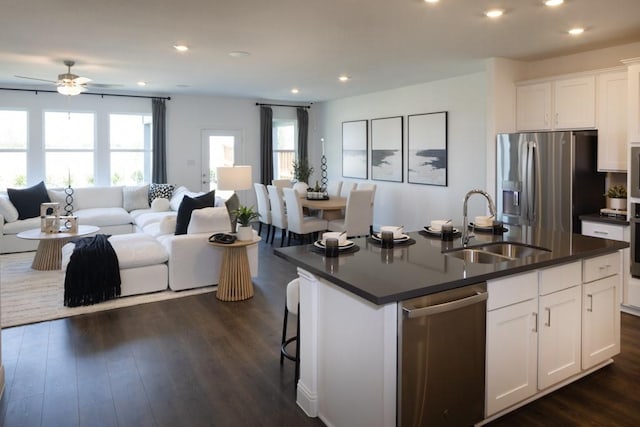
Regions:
[[380, 225, 404, 238], [475, 216, 493, 227], [322, 231, 347, 245], [430, 220, 448, 231]]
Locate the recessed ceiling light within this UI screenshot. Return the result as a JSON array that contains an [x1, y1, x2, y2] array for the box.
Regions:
[[339, 75, 350, 82], [544, 0, 563, 6], [137, 81, 147, 87], [424, 0, 439, 3], [173, 45, 189, 52], [291, 88, 299, 94], [229, 51, 250, 58], [485, 9, 504, 18], [568, 27, 584, 35]]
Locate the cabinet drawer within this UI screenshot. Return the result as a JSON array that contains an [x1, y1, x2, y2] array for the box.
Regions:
[[539, 261, 582, 295], [488, 271, 538, 311], [581, 221, 625, 242], [583, 252, 621, 283]]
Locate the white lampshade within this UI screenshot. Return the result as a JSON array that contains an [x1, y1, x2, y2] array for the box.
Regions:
[[57, 85, 85, 96], [216, 165, 252, 191]]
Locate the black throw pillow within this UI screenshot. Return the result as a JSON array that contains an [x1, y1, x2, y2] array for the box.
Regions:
[[175, 190, 216, 235], [7, 181, 51, 220]]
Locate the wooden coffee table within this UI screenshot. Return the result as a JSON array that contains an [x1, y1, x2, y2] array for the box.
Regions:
[[16, 225, 100, 270], [209, 236, 261, 301]]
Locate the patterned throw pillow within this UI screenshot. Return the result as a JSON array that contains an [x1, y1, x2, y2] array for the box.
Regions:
[[148, 183, 175, 205]]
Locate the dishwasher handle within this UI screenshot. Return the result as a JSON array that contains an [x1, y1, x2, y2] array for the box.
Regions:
[[403, 291, 488, 318]]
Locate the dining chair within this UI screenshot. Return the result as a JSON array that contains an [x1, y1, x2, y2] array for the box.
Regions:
[[292, 182, 308, 197], [327, 189, 373, 238], [283, 188, 328, 245], [356, 183, 377, 234], [326, 181, 342, 198], [267, 185, 288, 246], [340, 182, 356, 198], [254, 183, 272, 242], [272, 179, 293, 189]]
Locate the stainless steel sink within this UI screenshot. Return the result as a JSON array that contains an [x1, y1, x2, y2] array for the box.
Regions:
[[443, 242, 551, 264], [444, 248, 514, 264], [476, 242, 551, 258]]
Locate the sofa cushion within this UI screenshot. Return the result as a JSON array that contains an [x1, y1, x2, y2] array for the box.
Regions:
[[2, 217, 41, 235], [187, 207, 231, 234], [175, 191, 216, 235], [123, 185, 150, 211], [151, 197, 171, 212], [0, 195, 19, 223], [159, 216, 177, 235], [107, 234, 169, 269], [73, 207, 132, 227], [73, 186, 123, 210], [7, 181, 51, 220], [134, 211, 176, 228], [149, 183, 175, 204]]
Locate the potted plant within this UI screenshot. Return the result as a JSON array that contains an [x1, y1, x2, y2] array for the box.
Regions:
[[604, 184, 627, 211], [292, 158, 314, 185], [232, 205, 260, 241]]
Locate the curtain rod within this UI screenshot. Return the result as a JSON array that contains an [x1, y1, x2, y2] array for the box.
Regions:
[[256, 102, 311, 109], [0, 87, 171, 100]]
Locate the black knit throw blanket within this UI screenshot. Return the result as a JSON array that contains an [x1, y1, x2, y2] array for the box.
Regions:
[[64, 234, 121, 307]]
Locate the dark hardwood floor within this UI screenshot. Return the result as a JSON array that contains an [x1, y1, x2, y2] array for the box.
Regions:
[[1, 238, 639, 426]]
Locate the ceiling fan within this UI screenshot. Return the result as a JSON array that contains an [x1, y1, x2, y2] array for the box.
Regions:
[[15, 60, 96, 96]]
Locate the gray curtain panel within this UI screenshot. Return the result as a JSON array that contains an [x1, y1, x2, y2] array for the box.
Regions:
[[151, 98, 167, 183], [260, 106, 274, 185], [297, 107, 308, 162]]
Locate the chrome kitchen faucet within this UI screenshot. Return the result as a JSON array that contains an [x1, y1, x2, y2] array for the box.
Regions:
[[461, 189, 497, 246]]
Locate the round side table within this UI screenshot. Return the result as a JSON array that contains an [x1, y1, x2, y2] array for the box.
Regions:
[[209, 236, 261, 301]]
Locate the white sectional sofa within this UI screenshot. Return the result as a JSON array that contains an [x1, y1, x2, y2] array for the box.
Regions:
[[1, 184, 258, 295]]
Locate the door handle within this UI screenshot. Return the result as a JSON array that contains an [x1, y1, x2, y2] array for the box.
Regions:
[[587, 294, 593, 312], [402, 291, 488, 318], [545, 307, 551, 327], [532, 312, 538, 333]]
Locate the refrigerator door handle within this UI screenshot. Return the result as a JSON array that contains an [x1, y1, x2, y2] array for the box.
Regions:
[[526, 141, 536, 224]]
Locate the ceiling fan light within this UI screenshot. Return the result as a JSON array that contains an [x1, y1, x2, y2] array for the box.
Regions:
[[57, 85, 84, 96]]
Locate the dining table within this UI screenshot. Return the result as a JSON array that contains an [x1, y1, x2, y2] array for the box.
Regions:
[[301, 196, 347, 220]]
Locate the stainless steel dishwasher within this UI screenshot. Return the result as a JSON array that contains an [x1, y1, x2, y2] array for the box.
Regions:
[[398, 283, 487, 427]]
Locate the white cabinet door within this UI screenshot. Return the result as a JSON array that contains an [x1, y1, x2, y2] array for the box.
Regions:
[[627, 61, 640, 143], [516, 83, 552, 131], [597, 71, 628, 171], [582, 275, 621, 369], [486, 298, 538, 416], [537, 285, 582, 390], [554, 76, 596, 129], [581, 220, 626, 242]]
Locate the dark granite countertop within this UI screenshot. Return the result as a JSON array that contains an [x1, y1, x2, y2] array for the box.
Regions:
[[274, 226, 628, 305], [579, 213, 629, 226]]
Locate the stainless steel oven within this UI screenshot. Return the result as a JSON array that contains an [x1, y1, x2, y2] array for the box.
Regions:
[[631, 208, 640, 278]]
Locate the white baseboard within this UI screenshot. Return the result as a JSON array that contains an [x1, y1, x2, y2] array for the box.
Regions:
[[296, 380, 319, 417]]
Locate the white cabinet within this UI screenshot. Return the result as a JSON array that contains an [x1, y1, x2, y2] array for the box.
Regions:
[[597, 71, 628, 171], [486, 272, 538, 416], [625, 59, 640, 143], [516, 76, 595, 131], [581, 220, 626, 242], [582, 253, 621, 369]]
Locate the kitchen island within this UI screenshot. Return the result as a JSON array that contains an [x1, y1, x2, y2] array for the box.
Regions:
[[274, 226, 628, 427]]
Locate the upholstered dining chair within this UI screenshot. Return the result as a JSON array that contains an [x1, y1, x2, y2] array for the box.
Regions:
[[326, 181, 342, 198], [327, 189, 373, 238], [272, 179, 293, 189], [254, 183, 272, 242], [340, 181, 356, 198], [356, 183, 377, 234], [267, 185, 288, 246], [282, 188, 328, 245]]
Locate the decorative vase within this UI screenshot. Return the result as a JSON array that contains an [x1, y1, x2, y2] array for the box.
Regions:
[[237, 225, 253, 241], [607, 197, 627, 211]]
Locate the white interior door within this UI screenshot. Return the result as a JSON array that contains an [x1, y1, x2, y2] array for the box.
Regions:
[[201, 129, 243, 199]]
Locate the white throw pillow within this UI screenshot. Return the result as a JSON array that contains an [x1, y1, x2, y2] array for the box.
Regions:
[[0, 195, 19, 223], [151, 197, 171, 212], [123, 185, 150, 211], [187, 207, 231, 234], [159, 215, 177, 234]]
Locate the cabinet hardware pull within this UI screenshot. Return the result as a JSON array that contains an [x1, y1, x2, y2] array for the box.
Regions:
[[545, 307, 551, 327], [532, 312, 538, 332], [587, 294, 593, 312], [594, 231, 608, 235]]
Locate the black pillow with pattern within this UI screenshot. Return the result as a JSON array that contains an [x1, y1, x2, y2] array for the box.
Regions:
[[148, 183, 175, 205]]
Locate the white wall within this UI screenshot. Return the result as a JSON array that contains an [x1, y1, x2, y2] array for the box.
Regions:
[[314, 72, 488, 231]]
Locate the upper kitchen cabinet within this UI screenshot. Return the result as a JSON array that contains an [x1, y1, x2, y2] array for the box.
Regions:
[[516, 76, 595, 132], [597, 71, 628, 172], [623, 58, 640, 143]]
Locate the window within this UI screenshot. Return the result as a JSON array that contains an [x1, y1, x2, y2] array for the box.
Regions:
[[109, 114, 152, 185], [272, 119, 297, 180], [0, 110, 28, 189], [44, 111, 95, 187]]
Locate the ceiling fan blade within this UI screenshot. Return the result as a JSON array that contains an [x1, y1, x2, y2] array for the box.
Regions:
[[73, 76, 91, 85], [87, 82, 125, 89], [15, 75, 57, 83]]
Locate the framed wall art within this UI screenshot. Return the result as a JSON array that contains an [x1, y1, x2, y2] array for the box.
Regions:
[[407, 111, 448, 186], [342, 120, 368, 179], [371, 116, 403, 182]]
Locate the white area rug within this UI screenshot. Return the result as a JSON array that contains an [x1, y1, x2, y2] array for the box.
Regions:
[[1, 252, 215, 328]]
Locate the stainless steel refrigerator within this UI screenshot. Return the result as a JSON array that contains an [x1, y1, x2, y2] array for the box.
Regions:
[[496, 131, 604, 234]]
